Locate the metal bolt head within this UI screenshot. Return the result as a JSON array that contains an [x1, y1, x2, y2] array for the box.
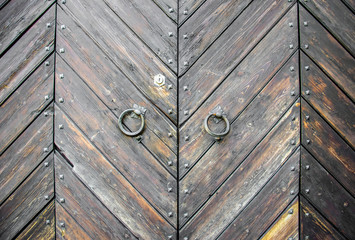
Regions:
[[290, 190, 295, 195], [168, 32, 173, 37], [44, 162, 49, 167], [44, 195, 49, 200], [168, 235, 173, 240], [184, 163, 189, 168], [306, 139, 311, 144], [167, 84, 173, 89], [184, 237, 188, 240], [305, 115, 310, 120], [305, 212, 310, 217], [46, 219, 51, 225], [290, 66, 295, 71], [289, 44, 294, 49], [154, 74, 165, 87], [305, 90, 310, 95], [44, 112, 49, 117], [183, 86, 188, 91], [45, 95, 49, 100], [45, 46, 50, 51], [61, 25, 66, 29], [168, 109, 173, 114], [59, 174, 64, 179], [184, 189, 189, 194], [168, 187, 172, 192], [61, 0, 66, 4], [59, 98, 64, 103], [305, 189, 310, 194], [305, 165, 310, 170], [183, 10, 188, 15], [290, 91, 295, 96], [45, 61, 50, 66], [168, 132, 172, 137], [59, 48, 65, 53], [59, 73, 64, 79], [168, 59, 173, 64], [291, 115, 295, 121], [168, 8, 174, 13], [184, 135, 189, 141], [305, 236, 309, 240], [290, 140, 296, 145], [289, 22, 293, 27], [291, 166, 295, 171], [305, 66, 310, 71], [44, 147, 49, 153], [59, 124, 64, 129], [60, 198, 65, 203], [184, 110, 189, 116], [304, 21, 308, 26], [289, 209, 294, 214], [183, 34, 188, 39], [168, 161, 173, 166], [46, 22, 51, 28], [183, 61, 189, 66], [168, 212, 173, 217], [184, 213, 188, 218], [60, 222, 65, 228], [304, 44, 309, 49]]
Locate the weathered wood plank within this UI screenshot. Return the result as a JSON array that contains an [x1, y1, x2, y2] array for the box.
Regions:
[[300, 5, 355, 101], [178, 0, 205, 24], [0, 6, 55, 104], [301, 99, 355, 196], [301, 52, 355, 148], [178, 0, 251, 74], [261, 198, 299, 240], [55, 154, 139, 240], [57, 2, 177, 123], [103, 0, 177, 72], [0, 104, 53, 204], [56, 203, 92, 240], [343, 0, 355, 11], [301, 148, 355, 239], [301, 0, 355, 55], [55, 60, 177, 227], [301, 196, 346, 240], [180, 48, 299, 178], [0, 155, 54, 240], [152, 0, 177, 22], [0, 60, 54, 154], [55, 105, 176, 236], [0, 0, 53, 55], [16, 201, 55, 240], [179, 1, 295, 124], [180, 102, 300, 238]]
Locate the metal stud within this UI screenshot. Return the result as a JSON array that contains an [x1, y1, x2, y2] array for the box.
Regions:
[[168, 161, 173, 166], [290, 140, 296, 145], [183, 61, 189, 66], [168, 132, 172, 137], [45, 195, 49, 200], [168, 59, 173, 64], [45, 95, 49, 100], [290, 190, 295, 195], [59, 98, 64, 103], [168, 187, 172, 192], [183, 10, 188, 15], [45, 61, 50, 66], [185, 135, 189, 141], [184, 213, 188, 218], [59, 48, 65, 53], [59, 124, 64, 129], [45, 46, 50, 51], [305, 236, 309, 240], [289, 44, 294, 49], [167, 84, 173, 90], [183, 34, 188, 39], [289, 209, 294, 214], [46, 220, 51, 225], [305, 189, 310, 194], [184, 163, 189, 168], [305, 165, 310, 170], [60, 198, 65, 203], [290, 91, 295, 96], [136, 135, 142, 142], [184, 237, 188, 240], [184, 110, 189, 115], [46, 22, 51, 28], [304, 44, 309, 49], [59, 174, 64, 179], [168, 109, 173, 114], [59, 73, 64, 79], [168, 235, 173, 240], [305, 65, 310, 71], [168, 212, 173, 217], [305, 90, 310, 95], [183, 86, 188, 91], [61, 0, 66, 4], [305, 115, 310, 120], [288, 0, 292, 2], [168, 8, 174, 13], [168, 32, 173, 37], [61, 25, 66, 29], [291, 115, 295, 121], [305, 212, 310, 217], [184, 189, 189, 194], [44, 148, 49, 153], [304, 21, 308, 26], [288, 238, 293, 240], [44, 112, 49, 117], [291, 166, 295, 171], [289, 22, 293, 27], [290, 66, 295, 71], [44, 162, 49, 167], [60, 222, 65, 228], [306, 139, 311, 144]]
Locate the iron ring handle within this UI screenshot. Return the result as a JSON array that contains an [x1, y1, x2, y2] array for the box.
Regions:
[[118, 109, 145, 137], [204, 113, 230, 140]]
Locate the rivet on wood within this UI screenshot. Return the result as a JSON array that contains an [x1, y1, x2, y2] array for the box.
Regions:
[[168, 235, 173, 240], [288, 238, 293, 240], [306, 139, 311, 144], [288, 209, 294, 214], [168, 212, 173, 217], [45, 95, 49, 100], [61, 0, 66, 4], [168, 187, 172, 192], [46, 23, 51, 28], [46, 220, 51, 225], [184, 110, 189, 116], [60, 222, 65, 228], [290, 140, 296, 145], [304, 44, 309, 49], [60, 198, 65, 203], [291, 115, 295, 121], [305, 165, 310, 170], [290, 190, 295, 195], [45, 61, 50, 66], [59, 98, 64, 103], [167, 84, 173, 89], [59, 48, 65, 53], [289, 44, 294, 49], [44, 162, 49, 167], [184, 237, 188, 240], [168, 161, 173, 166], [290, 66, 295, 71], [59, 174, 64, 179], [168, 132, 172, 137], [305, 90, 310, 95], [61, 25, 66, 29], [304, 21, 308, 26], [305, 66, 310, 71], [183, 10, 188, 15], [288, 0, 292, 2], [59, 74, 64, 79], [305, 212, 310, 217], [305, 236, 309, 240], [45, 195, 49, 200], [290, 91, 295, 96], [184, 189, 189, 194], [59, 124, 64, 129], [184, 163, 189, 168], [183, 34, 188, 39], [183, 61, 189, 66], [305, 189, 310, 194], [185, 136, 189, 141], [288, 22, 293, 27], [168, 32, 173, 37], [168, 8, 174, 13], [44, 112, 49, 117], [291, 166, 295, 171], [184, 213, 188, 218], [136, 135, 142, 142], [305, 115, 310, 120], [183, 86, 188, 91], [45, 46, 50, 51], [168, 59, 173, 64], [44, 147, 49, 153]]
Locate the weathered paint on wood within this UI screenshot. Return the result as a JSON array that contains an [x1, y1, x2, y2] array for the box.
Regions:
[[261, 198, 299, 240], [0, 105, 53, 204], [0, 6, 55, 104], [300, 5, 355, 101], [301, 99, 355, 196], [301, 148, 355, 239], [301, 196, 346, 240], [153, 0, 177, 22], [16, 201, 55, 240], [0, 155, 54, 240]]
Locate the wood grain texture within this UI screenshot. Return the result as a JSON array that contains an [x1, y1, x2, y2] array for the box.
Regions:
[[103, 0, 177, 72], [0, 0, 53, 55], [0, 104, 53, 204], [343, 0, 355, 11], [179, 49, 299, 178], [55, 154, 139, 240], [300, 0, 355, 55], [301, 148, 355, 239], [55, 60, 177, 228], [55, 105, 176, 235], [179, 1, 295, 124], [301, 52, 355, 148], [152, 0, 177, 22], [178, 0, 251, 74], [16, 201, 55, 240], [219, 150, 300, 240], [261, 198, 299, 240], [0, 59, 54, 154], [179, 57, 299, 224], [301, 99, 355, 196], [301, 196, 346, 240], [180, 102, 300, 238], [179, 0, 205, 24], [0, 6, 55, 104], [300, 5, 355, 101], [56, 203, 92, 240], [57, 2, 177, 123], [0, 154, 54, 240]]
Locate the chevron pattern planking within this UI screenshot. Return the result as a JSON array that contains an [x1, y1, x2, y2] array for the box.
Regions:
[[0, 0, 354, 239]]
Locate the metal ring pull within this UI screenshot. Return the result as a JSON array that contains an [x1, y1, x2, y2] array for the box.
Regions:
[[118, 104, 146, 137], [204, 106, 230, 140]]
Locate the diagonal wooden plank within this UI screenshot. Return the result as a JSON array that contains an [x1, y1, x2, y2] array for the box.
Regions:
[[56, 203, 92, 240], [103, 0, 177, 72], [300, 196, 346, 240], [301, 99, 355, 196], [152, 0, 177, 22], [178, 0, 252, 74], [301, 0, 355, 55], [180, 103, 300, 239], [179, 1, 296, 124], [0, 59, 54, 154], [301, 52, 355, 148], [55, 105, 177, 235], [178, 0, 206, 24], [179, 48, 298, 178], [54, 154, 139, 240], [300, 5, 355, 101], [16, 201, 55, 240], [0, 154, 54, 240], [0, 6, 55, 104], [343, 0, 355, 11], [301, 148, 355, 239], [0, 104, 53, 204], [261, 198, 299, 240], [55, 60, 177, 227], [57, 2, 177, 123], [0, 0, 53, 55], [218, 150, 300, 240]]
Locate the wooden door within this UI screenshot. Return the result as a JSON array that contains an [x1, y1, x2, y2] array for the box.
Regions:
[[0, 0, 354, 239]]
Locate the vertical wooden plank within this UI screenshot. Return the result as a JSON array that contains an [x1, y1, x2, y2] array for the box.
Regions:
[[16, 201, 55, 240]]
